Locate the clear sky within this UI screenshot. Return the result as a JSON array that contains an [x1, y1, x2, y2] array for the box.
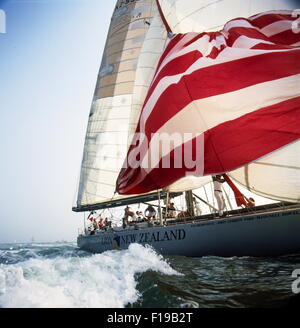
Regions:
[[0, 0, 116, 243]]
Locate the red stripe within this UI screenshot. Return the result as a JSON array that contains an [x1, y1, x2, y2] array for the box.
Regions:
[[144, 50, 202, 105], [207, 44, 226, 59], [117, 97, 300, 194], [151, 34, 202, 82], [227, 26, 281, 46], [155, 34, 184, 72], [202, 96, 300, 174], [269, 29, 300, 45], [226, 20, 300, 47], [250, 13, 294, 29], [223, 173, 248, 207], [152, 33, 204, 80], [155, 33, 200, 66], [142, 50, 300, 139]]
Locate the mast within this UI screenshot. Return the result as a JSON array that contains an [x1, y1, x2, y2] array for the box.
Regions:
[[185, 190, 195, 217], [157, 190, 163, 225]]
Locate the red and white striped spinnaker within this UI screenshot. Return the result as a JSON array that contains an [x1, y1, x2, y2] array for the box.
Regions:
[[117, 10, 300, 195]]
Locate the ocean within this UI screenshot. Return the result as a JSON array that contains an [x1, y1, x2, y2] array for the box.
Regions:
[[0, 242, 299, 308]]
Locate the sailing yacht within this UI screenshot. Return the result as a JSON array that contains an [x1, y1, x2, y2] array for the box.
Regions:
[[72, 0, 300, 256]]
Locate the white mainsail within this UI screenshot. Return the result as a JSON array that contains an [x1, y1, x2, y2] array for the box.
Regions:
[[75, 0, 160, 211]]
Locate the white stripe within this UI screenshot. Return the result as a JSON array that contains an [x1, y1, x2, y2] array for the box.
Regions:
[[261, 20, 293, 37], [224, 19, 259, 32], [232, 35, 274, 48], [292, 41, 300, 46], [164, 33, 198, 58], [153, 34, 226, 81], [151, 34, 209, 84], [140, 46, 296, 133], [223, 16, 295, 37], [141, 74, 300, 173]]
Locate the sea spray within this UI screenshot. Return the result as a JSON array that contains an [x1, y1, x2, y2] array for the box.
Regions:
[[0, 243, 180, 308]]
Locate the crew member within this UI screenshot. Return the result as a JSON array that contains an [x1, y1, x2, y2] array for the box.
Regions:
[[247, 197, 255, 208], [213, 175, 226, 217], [144, 204, 156, 221], [167, 202, 176, 218]]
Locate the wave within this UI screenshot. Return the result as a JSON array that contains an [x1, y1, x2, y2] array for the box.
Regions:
[[0, 243, 180, 308]]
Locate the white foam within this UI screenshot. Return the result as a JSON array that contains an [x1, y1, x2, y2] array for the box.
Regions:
[[0, 244, 180, 308]]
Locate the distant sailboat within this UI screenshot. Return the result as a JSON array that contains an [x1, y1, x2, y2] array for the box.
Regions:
[[73, 0, 300, 256]]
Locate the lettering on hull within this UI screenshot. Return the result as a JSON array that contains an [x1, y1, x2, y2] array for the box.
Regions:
[[92, 228, 187, 249]]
